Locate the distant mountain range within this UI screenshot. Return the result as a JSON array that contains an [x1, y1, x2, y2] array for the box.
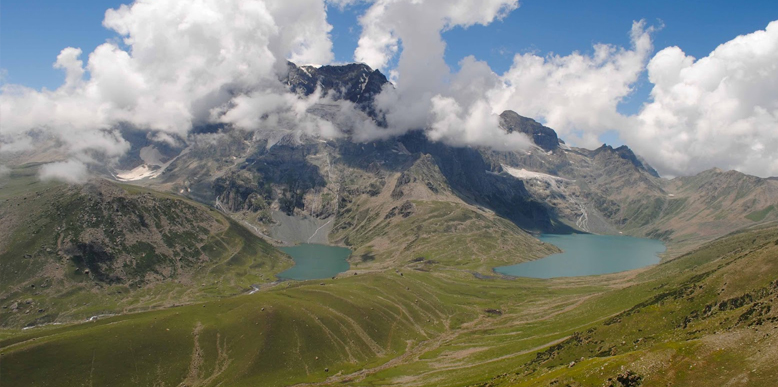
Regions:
[[3, 62, 778, 387], [4, 61, 777, 295], [110, 62, 778, 256]]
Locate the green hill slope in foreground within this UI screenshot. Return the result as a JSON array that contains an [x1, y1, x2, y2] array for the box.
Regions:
[[0, 165, 291, 328], [2, 202, 778, 386]]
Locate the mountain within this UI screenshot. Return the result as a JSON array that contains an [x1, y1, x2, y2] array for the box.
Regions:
[[2, 62, 778, 387], [78, 61, 777, 264], [499, 110, 561, 152], [285, 61, 388, 120], [0, 165, 290, 328], [4, 61, 777, 313]]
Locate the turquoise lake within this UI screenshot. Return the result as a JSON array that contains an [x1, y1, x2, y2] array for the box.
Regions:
[[277, 244, 351, 280], [494, 234, 666, 279]]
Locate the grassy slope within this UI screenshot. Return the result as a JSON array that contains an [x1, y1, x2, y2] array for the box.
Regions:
[[331, 156, 559, 273], [2, 225, 776, 386], [632, 170, 778, 255], [336, 199, 559, 273], [476, 224, 778, 387], [1, 274, 608, 387], [0, 165, 291, 328]]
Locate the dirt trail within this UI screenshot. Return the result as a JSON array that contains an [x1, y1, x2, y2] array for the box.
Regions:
[[177, 322, 231, 387], [289, 291, 597, 386], [179, 323, 205, 387]]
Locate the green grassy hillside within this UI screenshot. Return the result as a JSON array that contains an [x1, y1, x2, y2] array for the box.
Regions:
[[3, 224, 775, 386], [330, 155, 559, 272], [0, 165, 291, 328], [2, 164, 777, 387], [0, 267, 615, 387], [476, 224, 778, 387], [334, 198, 559, 273]]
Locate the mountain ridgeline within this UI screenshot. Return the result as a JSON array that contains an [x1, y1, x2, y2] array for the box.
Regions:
[[2, 62, 778, 387], [0, 165, 291, 327], [3, 61, 776, 315], [122, 61, 777, 260]]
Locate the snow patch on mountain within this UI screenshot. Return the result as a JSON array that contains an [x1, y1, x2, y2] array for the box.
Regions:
[[501, 165, 569, 183], [114, 165, 162, 181]]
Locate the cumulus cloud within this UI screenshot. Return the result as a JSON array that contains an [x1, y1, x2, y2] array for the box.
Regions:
[[490, 21, 655, 148], [426, 56, 533, 150], [214, 87, 361, 140], [352, 0, 651, 151], [3, 0, 778, 178], [624, 21, 778, 177], [355, 5, 778, 177], [1, 0, 533, 163], [1, 0, 337, 174], [39, 160, 90, 184], [355, 0, 518, 72], [353, 0, 533, 149]]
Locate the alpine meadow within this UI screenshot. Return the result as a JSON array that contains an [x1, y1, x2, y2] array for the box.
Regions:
[[2, 1, 778, 386]]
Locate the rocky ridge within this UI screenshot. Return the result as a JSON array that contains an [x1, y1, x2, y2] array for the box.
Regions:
[[114, 61, 778, 260]]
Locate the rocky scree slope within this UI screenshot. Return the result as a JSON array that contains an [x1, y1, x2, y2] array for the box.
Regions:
[[35, 61, 778, 259], [106, 63, 778, 258]]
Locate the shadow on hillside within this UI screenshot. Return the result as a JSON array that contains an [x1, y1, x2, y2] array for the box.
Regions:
[[336, 131, 575, 234]]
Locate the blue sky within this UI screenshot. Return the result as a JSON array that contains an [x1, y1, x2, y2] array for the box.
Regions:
[[4, 0, 776, 97], [2, 1, 778, 177]]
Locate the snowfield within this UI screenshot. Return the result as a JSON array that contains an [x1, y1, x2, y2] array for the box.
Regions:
[[114, 165, 162, 181], [500, 165, 569, 183]]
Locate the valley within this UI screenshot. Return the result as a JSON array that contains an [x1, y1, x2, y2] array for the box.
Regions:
[[2, 223, 777, 386], [1, 62, 777, 387]]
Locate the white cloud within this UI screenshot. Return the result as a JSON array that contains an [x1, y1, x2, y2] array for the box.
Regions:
[[0, 165, 10, 178], [491, 21, 655, 148], [355, 10, 778, 177], [3, 0, 777, 179], [429, 96, 532, 150], [39, 160, 89, 184], [1, 0, 336, 177], [425, 56, 533, 150], [353, 0, 525, 149], [351, 1, 652, 153], [624, 20, 778, 177], [213, 87, 347, 139], [53, 48, 86, 92], [355, 0, 518, 72], [347, 3, 657, 157]]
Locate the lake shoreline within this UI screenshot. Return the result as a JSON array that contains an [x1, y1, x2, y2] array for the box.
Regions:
[[494, 234, 666, 279], [277, 243, 352, 280]]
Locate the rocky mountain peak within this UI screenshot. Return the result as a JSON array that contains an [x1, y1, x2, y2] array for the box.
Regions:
[[593, 144, 660, 178], [284, 61, 389, 119], [498, 110, 560, 152]]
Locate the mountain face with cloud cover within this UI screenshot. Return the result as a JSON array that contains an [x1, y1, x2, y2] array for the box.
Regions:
[[4, 56, 778, 387], [285, 62, 389, 119], [498, 110, 561, 152], [77, 62, 774, 264], [4, 1, 778, 385], [4, 60, 777, 264]]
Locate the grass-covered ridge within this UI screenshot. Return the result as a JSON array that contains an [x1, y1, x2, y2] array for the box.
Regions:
[[746, 205, 775, 222], [3, 224, 776, 386], [2, 163, 778, 387], [0, 267, 608, 386], [0, 165, 291, 328], [329, 157, 559, 273], [335, 199, 559, 273], [477, 224, 778, 387]]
